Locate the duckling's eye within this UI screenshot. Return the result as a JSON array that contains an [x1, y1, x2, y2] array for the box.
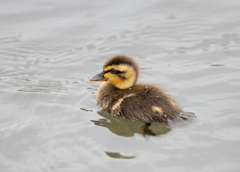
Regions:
[[110, 68, 117, 74]]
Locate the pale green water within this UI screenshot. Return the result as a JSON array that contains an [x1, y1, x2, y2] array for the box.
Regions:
[[1, 0, 240, 171]]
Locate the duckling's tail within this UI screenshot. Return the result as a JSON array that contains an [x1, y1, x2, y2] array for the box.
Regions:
[[179, 112, 196, 120], [168, 112, 196, 128]]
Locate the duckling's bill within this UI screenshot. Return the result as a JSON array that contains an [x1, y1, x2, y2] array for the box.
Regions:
[[90, 72, 107, 81]]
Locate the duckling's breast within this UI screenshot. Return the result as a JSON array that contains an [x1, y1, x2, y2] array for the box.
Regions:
[[97, 81, 125, 112], [97, 83, 184, 123]]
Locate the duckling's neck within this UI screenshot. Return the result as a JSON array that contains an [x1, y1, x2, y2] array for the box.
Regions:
[[109, 77, 136, 89]]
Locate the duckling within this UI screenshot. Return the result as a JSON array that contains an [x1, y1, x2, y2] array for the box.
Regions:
[[90, 55, 194, 136]]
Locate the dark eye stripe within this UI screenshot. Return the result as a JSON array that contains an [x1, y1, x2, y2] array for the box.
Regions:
[[104, 69, 125, 74]]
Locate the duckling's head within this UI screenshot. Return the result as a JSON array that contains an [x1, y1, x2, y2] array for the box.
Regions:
[[90, 55, 139, 89]]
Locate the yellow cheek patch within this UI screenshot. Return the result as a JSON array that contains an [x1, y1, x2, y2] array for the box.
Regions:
[[104, 73, 123, 86], [108, 75, 122, 85], [104, 73, 110, 79]]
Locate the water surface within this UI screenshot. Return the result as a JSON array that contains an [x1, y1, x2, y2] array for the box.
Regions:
[[1, 0, 240, 171]]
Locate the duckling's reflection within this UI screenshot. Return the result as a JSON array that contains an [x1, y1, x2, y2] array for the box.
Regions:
[[91, 110, 171, 137], [105, 152, 135, 159]]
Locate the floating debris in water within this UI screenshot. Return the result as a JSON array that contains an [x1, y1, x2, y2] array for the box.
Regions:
[[80, 108, 93, 112], [105, 152, 135, 159]]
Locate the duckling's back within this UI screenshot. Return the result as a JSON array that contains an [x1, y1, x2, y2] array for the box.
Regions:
[[97, 82, 188, 124]]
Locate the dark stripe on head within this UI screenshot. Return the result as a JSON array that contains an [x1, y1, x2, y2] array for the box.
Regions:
[[104, 69, 125, 74]]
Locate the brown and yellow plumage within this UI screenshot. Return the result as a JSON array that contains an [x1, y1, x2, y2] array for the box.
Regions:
[[90, 55, 194, 136]]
